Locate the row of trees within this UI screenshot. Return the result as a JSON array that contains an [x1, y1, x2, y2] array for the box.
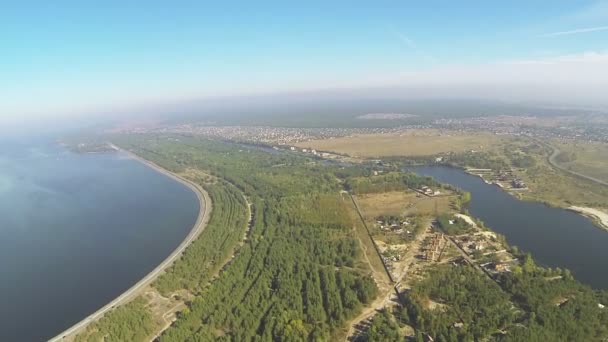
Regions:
[[74, 298, 156, 342], [154, 181, 249, 295]]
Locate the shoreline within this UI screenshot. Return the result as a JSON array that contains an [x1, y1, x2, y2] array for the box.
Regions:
[[411, 163, 608, 233], [49, 145, 211, 342], [567, 206, 608, 232]]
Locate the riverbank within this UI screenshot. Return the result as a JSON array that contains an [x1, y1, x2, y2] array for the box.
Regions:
[[48, 145, 211, 342], [410, 165, 608, 289], [411, 163, 608, 233], [568, 206, 608, 232]]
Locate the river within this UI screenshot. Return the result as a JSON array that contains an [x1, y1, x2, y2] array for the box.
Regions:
[[0, 138, 199, 341], [410, 166, 608, 290]]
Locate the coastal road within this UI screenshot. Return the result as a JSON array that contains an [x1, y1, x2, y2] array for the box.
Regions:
[[48, 145, 211, 342]]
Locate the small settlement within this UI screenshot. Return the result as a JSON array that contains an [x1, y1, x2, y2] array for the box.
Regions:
[[363, 193, 521, 287], [348, 174, 532, 340], [466, 168, 528, 190]]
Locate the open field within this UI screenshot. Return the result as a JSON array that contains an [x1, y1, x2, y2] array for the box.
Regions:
[[296, 129, 507, 157], [343, 193, 393, 286], [355, 191, 455, 218], [317, 131, 608, 222], [312, 131, 608, 213], [490, 138, 608, 208], [551, 139, 608, 184]]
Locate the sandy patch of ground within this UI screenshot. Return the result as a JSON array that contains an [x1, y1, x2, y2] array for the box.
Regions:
[[569, 206, 608, 231], [454, 214, 478, 228]]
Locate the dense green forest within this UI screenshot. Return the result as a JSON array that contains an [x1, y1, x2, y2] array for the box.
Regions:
[[74, 298, 156, 342], [496, 267, 608, 341], [401, 265, 516, 341], [154, 181, 249, 295], [111, 135, 380, 341], [357, 309, 402, 342], [361, 259, 608, 341]]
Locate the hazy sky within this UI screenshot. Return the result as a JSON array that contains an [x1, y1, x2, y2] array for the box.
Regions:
[[1, 1, 608, 123]]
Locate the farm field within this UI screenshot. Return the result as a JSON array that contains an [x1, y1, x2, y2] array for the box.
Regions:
[[355, 191, 455, 218], [296, 129, 508, 157]]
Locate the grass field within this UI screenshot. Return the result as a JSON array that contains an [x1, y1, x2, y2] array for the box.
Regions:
[[309, 128, 608, 213], [296, 129, 507, 157], [551, 139, 608, 183], [516, 160, 608, 208], [342, 193, 393, 287], [480, 138, 608, 209], [354, 191, 455, 218]]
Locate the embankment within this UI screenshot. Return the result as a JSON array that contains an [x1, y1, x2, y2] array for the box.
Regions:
[[49, 145, 211, 341]]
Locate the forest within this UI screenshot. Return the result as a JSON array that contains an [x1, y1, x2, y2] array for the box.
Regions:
[[110, 135, 380, 341], [74, 298, 156, 342], [153, 180, 249, 295], [360, 256, 608, 341]]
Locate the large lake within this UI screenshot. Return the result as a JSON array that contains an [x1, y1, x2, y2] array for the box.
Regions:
[[0, 138, 199, 341], [410, 166, 608, 289]]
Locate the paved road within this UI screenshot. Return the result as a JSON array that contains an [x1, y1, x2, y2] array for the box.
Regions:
[[48, 146, 211, 342]]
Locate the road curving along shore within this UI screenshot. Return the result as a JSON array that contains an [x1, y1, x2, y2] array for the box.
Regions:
[[48, 144, 211, 342]]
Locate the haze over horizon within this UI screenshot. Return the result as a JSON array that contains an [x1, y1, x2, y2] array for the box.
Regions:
[[3, 4, 608, 340], [2, 1, 608, 125]]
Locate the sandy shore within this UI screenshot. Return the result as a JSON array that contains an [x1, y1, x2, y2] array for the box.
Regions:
[[49, 145, 211, 342], [455, 213, 478, 228], [568, 206, 608, 232]]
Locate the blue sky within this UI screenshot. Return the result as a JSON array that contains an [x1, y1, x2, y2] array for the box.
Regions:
[[1, 1, 608, 122]]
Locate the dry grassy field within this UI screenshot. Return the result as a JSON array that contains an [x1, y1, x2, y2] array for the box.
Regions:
[[296, 129, 507, 157], [355, 191, 455, 218], [552, 140, 608, 183], [341, 193, 393, 287], [493, 138, 608, 208]]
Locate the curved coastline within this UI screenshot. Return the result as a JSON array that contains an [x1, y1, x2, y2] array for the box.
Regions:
[[49, 145, 211, 342]]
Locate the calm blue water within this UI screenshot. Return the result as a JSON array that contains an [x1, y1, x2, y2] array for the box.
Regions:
[[0, 138, 199, 341], [410, 166, 608, 290]]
